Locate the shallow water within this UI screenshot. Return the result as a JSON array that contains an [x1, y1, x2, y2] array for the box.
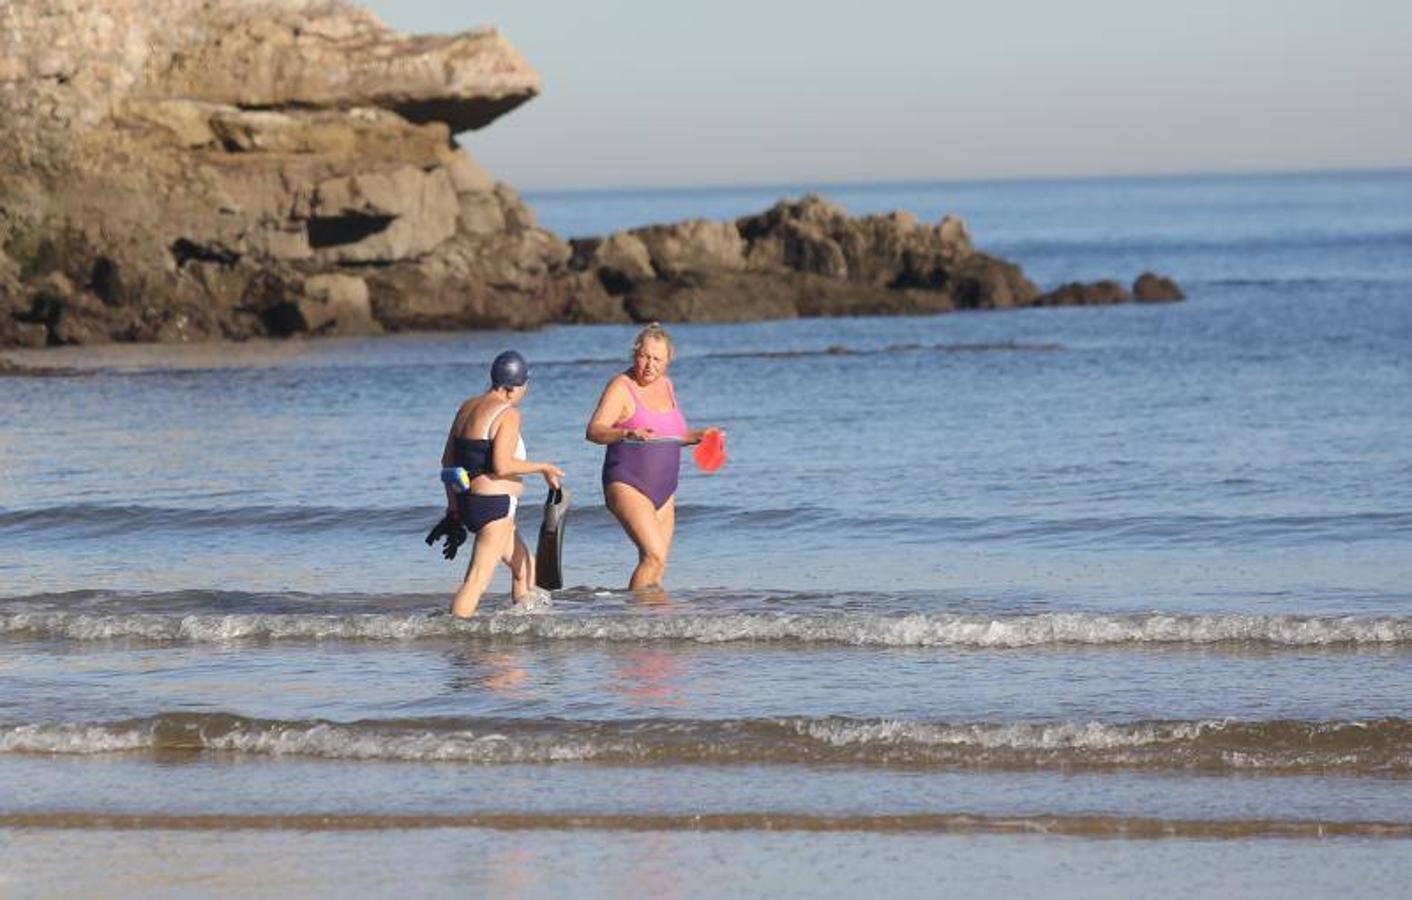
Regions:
[[6, 828, 1409, 900], [3, 170, 1411, 895]]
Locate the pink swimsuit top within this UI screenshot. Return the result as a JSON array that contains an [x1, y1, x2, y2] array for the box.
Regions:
[[617, 376, 688, 439]]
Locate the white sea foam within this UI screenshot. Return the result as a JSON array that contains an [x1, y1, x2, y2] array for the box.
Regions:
[[0, 722, 153, 754], [3, 610, 1410, 647], [204, 725, 607, 763], [2, 716, 1408, 772], [799, 718, 1224, 750]]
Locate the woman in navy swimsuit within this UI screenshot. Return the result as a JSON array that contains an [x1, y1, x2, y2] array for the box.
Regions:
[[442, 351, 563, 617], [586, 324, 719, 590]]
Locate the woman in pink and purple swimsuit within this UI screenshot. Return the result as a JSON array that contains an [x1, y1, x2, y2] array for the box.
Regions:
[[586, 323, 719, 590]]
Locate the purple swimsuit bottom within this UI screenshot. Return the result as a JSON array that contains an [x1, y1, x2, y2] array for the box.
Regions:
[[602, 375, 688, 509], [603, 440, 682, 509]]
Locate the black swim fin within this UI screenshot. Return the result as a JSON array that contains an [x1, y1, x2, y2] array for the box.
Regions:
[[534, 486, 571, 590]]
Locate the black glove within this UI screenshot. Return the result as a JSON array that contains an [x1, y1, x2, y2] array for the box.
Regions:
[[425, 512, 468, 561]]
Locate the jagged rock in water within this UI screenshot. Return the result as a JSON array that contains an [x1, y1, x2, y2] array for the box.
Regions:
[[1034, 273, 1188, 308], [1133, 271, 1185, 302], [1035, 280, 1134, 306], [563, 195, 1037, 322]]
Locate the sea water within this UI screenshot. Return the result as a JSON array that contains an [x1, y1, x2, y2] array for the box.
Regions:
[[1, 170, 1411, 897]]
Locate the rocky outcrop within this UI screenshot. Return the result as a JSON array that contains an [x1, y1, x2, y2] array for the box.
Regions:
[[0, 0, 568, 347], [1133, 272, 1184, 302], [1036, 280, 1133, 306], [0, 0, 1183, 350], [561, 195, 1148, 323], [1035, 271, 1186, 307], [562, 196, 1036, 323]]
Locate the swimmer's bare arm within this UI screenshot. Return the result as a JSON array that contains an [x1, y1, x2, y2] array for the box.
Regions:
[[585, 377, 651, 443], [490, 407, 564, 488], [441, 399, 475, 467], [440, 399, 476, 515]]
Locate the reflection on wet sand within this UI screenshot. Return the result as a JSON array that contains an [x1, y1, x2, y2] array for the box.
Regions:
[[611, 649, 686, 707], [445, 650, 530, 695], [485, 843, 539, 895]]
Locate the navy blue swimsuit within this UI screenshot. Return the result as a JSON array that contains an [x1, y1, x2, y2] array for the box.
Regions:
[[452, 425, 514, 533], [453, 436, 495, 479]]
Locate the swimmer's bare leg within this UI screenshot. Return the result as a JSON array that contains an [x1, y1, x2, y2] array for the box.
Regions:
[[450, 517, 513, 618], [504, 528, 536, 603], [606, 482, 672, 590]]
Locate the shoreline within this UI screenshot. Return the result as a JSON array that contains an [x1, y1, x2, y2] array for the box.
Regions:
[[0, 313, 1087, 374], [3, 810, 1408, 839]]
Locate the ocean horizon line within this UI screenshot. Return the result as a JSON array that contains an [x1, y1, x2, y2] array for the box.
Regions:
[[517, 164, 1412, 200]]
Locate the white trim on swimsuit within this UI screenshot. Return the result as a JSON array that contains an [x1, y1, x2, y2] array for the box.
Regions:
[[475, 404, 523, 522]]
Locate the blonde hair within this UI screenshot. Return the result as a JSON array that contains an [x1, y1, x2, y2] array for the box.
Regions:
[[632, 322, 675, 361]]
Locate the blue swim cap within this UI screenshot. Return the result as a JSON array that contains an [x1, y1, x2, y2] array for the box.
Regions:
[[490, 350, 530, 387]]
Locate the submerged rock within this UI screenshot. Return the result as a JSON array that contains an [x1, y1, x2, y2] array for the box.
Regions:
[[0, 356, 76, 376]]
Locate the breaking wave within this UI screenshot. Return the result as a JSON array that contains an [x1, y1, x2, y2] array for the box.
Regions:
[[4, 713, 1411, 774], [3, 608, 1411, 648]]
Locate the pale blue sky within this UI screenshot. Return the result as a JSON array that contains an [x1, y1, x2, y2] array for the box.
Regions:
[[364, 0, 1411, 190]]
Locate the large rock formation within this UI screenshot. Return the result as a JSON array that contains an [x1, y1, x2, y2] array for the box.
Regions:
[[0, 0, 1182, 350], [0, 0, 572, 348]]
